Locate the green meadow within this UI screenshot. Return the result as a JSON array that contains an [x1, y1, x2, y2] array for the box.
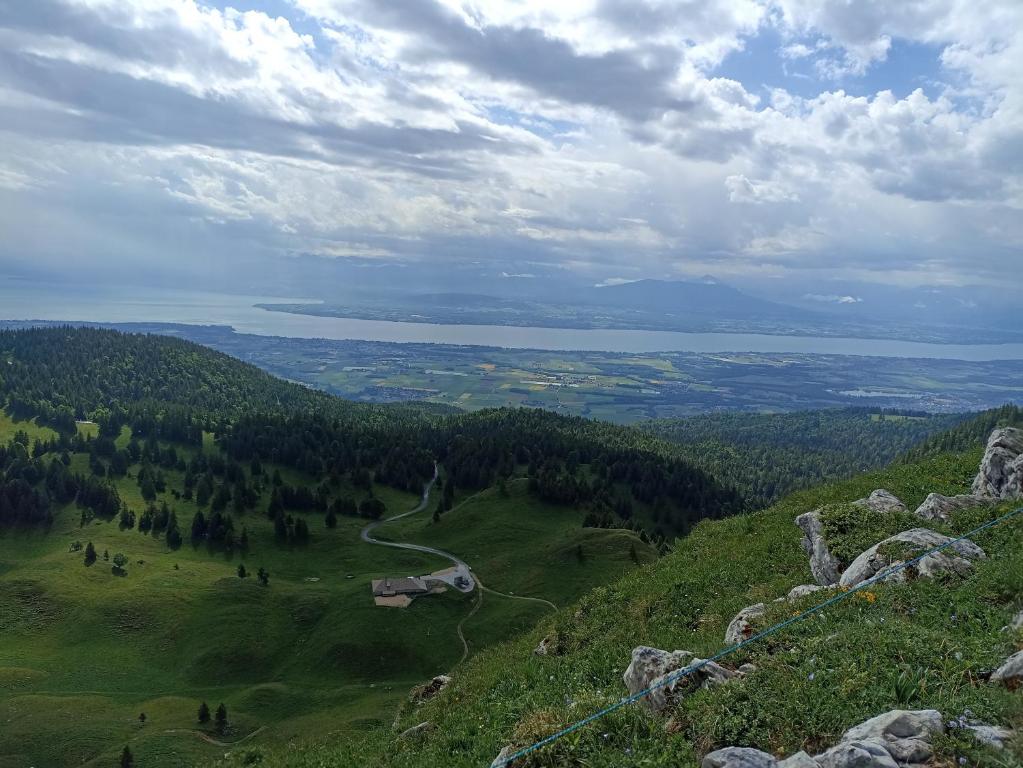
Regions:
[[0, 416, 651, 767]]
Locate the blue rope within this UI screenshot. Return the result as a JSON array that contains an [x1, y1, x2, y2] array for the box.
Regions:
[[492, 506, 1023, 767]]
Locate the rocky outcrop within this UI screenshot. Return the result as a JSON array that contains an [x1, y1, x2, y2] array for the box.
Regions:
[[852, 490, 908, 515], [702, 747, 777, 768], [777, 752, 818, 768], [990, 650, 1023, 690], [623, 646, 748, 715], [912, 492, 978, 522], [814, 740, 897, 768], [409, 674, 451, 705], [840, 709, 943, 764], [725, 603, 766, 645], [972, 426, 1023, 499], [710, 710, 946, 768], [838, 528, 985, 588], [795, 510, 842, 586]]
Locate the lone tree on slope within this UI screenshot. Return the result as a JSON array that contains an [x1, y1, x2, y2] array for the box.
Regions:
[[197, 701, 210, 724], [215, 703, 228, 734]]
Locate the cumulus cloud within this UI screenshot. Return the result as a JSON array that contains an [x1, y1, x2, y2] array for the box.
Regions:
[[0, 0, 1019, 290]]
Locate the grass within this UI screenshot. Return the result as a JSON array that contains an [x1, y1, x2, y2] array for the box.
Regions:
[[0, 418, 652, 767], [211, 447, 1023, 767]]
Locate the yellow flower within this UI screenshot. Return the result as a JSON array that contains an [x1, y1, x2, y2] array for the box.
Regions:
[[861, 591, 877, 603]]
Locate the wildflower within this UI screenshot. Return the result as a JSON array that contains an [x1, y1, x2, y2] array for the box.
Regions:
[[807, 672, 815, 681], [861, 591, 877, 604]]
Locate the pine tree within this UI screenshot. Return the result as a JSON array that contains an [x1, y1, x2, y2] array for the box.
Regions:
[[120, 745, 134, 768], [215, 703, 228, 734], [237, 563, 247, 578], [84, 541, 96, 566], [325, 507, 337, 528], [197, 701, 210, 724]]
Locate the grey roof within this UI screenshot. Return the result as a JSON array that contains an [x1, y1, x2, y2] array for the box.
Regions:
[[372, 577, 428, 596]]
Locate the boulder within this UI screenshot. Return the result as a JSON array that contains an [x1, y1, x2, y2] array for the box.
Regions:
[[409, 674, 451, 705], [972, 427, 1023, 499], [990, 650, 1023, 690], [778, 752, 819, 768], [702, 747, 778, 768], [912, 493, 978, 522], [623, 646, 742, 715], [534, 635, 553, 656], [840, 709, 943, 764], [852, 490, 907, 515], [813, 740, 897, 768], [838, 528, 985, 588], [795, 510, 842, 586], [725, 603, 766, 645]]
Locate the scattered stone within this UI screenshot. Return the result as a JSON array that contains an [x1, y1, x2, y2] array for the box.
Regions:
[[912, 492, 979, 522], [777, 752, 819, 768], [534, 635, 553, 656], [813, 740, 897, 768], [702, 746, 778, 768], [840, 709, 943, 764], [409, 674, 451, 705], [965, 723, 1013, 750], [852, 490, 908, 515], [1013, 609, 1023, 631], [397, 721, 435, 740], [795, 510, 842, 586], [990, 650, 1023, 690], [623, 646, 741, 715], [725, 603, 766, 645], [838, 528, 985, 588], [972, 426, 1023, 499]]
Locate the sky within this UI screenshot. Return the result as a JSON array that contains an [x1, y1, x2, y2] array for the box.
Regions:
[[0, 0, 1020, 296]]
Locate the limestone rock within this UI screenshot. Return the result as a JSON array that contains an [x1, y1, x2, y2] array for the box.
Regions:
[[623, 646, 740, 715], [913, 493, 978, 522], [409, 674, 451, 705], [972, 427, 1023, 499], [852, 490, 907, 515], [838, 528, 985, 588], [702, 747, 778, 768], [813, 740, 897, 768], [786, 584, 828, 601], [490, 745, 517, 768], [534, 635, 552, 656], [397, 721, 435, 740], [725, 603, 767, 645], [965, 723, 1013, 750], [990, 650, 1023, 690], [841, 709, 943, 764], [796, 510, 842, 586], [778, 752, 819, 768]]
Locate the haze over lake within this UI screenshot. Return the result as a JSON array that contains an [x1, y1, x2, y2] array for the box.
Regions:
[[3, 278, 1023, 361]]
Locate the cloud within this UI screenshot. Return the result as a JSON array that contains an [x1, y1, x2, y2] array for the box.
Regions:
[[803, 293, 863, 304], [0, 0, 1019, 293]]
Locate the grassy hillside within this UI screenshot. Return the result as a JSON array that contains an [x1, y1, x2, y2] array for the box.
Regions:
[[215, 445, 1022, 767], [0, 413, 656, 768]]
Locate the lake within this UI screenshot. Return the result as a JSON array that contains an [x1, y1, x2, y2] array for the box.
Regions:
[[2, 278, 1023, 361]]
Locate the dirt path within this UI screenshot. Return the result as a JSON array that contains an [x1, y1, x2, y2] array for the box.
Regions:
[[361, 469, 557, 667], [162, 725, 266, 747]]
